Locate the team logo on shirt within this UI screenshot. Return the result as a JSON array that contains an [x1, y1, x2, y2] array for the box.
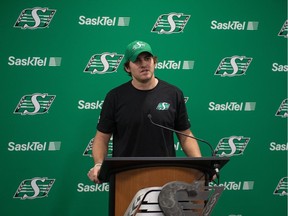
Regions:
[[156, 102, 170, 110]]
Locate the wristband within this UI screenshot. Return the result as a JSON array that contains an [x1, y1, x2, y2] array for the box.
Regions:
[[94, 163, 102, 167]]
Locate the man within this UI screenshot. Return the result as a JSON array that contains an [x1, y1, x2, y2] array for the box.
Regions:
[[88, 40, 201, 183]]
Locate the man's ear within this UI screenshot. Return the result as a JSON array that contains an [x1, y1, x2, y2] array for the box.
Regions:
[[125, 65, 131, 72]]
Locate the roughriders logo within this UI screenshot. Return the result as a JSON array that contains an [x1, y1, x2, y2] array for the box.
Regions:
[[273, 177, 288, 196], [14, 7, 56, 29], [125, 187, 162, 215], [14, 177, 55, 200], [125, 181, 223, 215], [156, 102, 170, 110], [275, 98, 288, 118], [132, 41, 146, 50], [14, 93, 56, 115], [84, 52, 124, 74], [215, 136, 250, 157], [83, 137, 113, 157], [151, 12, 190, 34], [215, 56, 253, 77], [278, 20, 288, 38]]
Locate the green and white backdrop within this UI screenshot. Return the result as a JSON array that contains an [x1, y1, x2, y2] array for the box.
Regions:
[[0, 0, 287, 215]]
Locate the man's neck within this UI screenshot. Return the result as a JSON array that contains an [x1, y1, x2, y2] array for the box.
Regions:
[[131, 77, 158, 90]]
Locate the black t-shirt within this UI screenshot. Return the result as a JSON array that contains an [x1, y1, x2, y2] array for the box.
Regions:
[[97, 79, 190, 157]]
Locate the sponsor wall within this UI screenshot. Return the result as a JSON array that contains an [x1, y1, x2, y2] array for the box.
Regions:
[[0, 0, 287, 215]]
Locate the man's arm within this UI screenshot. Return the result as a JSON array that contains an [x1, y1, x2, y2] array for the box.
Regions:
[[92, 131, 111, 163], [177, 129, 202, 157], [87, 131, 112, 183]]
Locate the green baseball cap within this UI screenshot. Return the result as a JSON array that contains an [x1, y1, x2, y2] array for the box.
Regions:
[[124, 40, 153, 62]]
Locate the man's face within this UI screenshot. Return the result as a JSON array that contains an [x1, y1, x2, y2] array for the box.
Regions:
[[126, 52, 155, 83]]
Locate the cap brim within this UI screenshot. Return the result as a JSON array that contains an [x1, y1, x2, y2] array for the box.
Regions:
[[130, 50, 153, 62]]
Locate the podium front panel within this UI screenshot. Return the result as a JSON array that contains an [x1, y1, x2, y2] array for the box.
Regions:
[[114, 166, 204, 216]]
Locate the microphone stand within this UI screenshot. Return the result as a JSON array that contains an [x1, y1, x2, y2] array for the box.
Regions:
[[147, 114, 219, 183], [147, 114, 216, 156]]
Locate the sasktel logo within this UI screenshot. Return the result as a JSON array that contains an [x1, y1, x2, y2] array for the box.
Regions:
[[269, 141, 288, 151], [14, 7, 56, 29], [211, 20, 259, 30], [78, 15, 130, 26], [215, 56, 253, 77], [84, 52, 124, 74], [14, 177, 55, 200], [78, 100, 104, 110], [272, 63, 288, 72], [210, 181, 254, 191], [278, 20, 288, 38], [14, 93, 56, 115], [8, 141, 61, 152], [8, 56, 62, 66], [209, 102, 256, 111], [214, 136, 250, 157], [156, 60, 194, 70], [77, 182, 109, 193], [151, 12, 190, 34]]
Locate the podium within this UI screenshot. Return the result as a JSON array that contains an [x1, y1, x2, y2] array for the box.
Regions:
[[98, 157, 229, 216]]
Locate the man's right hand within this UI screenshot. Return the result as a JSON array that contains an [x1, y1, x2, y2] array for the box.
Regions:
[[87, 163, 102, 184]]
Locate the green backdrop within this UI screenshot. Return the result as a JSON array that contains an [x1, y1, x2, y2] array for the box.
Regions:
[[0, 0, 287, 215]]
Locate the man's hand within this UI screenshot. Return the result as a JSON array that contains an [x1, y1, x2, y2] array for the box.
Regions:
[[87, 163, 102, 184]]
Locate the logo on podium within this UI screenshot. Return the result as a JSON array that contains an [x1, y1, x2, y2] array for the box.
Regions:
[[125, 181, 224, 216]]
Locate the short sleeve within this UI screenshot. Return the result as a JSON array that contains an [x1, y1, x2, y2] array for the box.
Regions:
[[174, 90, 191, 131], [97, 91, 116, 134]]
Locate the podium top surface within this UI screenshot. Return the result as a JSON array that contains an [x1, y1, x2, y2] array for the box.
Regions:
[[98, 156, 229, 182]]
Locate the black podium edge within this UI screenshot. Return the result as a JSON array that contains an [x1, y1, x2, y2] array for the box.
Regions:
[[99, 156, 229, 182]]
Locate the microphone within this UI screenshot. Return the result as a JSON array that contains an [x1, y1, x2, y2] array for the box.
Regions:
[[147, 114, 215, 156]]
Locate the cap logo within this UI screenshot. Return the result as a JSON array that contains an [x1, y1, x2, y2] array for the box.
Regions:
[[132, 41, 146, 50]]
